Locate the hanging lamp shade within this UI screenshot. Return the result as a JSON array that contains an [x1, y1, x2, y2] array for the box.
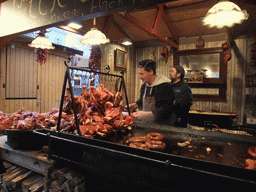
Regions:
[[28, 36, 55, 49], [201, 0, 249, 29], [80, 18, 110, 45]]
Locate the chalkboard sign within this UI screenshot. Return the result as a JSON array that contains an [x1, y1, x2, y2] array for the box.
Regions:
[[0, 0, 173, 37]]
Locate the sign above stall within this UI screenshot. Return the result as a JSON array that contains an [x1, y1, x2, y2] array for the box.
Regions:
[[0, 0, 174, 38]]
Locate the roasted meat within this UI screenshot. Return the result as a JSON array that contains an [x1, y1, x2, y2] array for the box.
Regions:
[[0, 84, 134, 138]]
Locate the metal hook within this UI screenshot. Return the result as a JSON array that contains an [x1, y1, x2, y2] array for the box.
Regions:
[[74, 70, 79, 78], [83, 71, 87, 78], [104, 65, 110, 74]]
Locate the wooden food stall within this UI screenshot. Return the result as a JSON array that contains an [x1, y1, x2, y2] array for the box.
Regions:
[[0, 0, 256, 191]]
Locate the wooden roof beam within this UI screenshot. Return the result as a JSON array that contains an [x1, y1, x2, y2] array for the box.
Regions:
[[111, 15, 134, 41], [226, 27, 235, 46], [102, 15, 112, 35], [0, 37, 13, 49], [114, 12, 179, 49], [165, 0, 209, 9], [114, 13, 152, 33], [151, 6, 161, 34], [158, 4, 179, 43]]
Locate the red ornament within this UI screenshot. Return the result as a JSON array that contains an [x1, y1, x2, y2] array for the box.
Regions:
[[36, 48, 48, 65], [161, 46, 168, 64]]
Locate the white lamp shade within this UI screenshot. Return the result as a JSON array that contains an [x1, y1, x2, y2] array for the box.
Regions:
[[80, 27, 110, 45], [28, 36, 55, 49], [201, 1, 249, 29]]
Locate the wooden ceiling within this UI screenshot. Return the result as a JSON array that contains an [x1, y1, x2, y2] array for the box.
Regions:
[[1, 0, 256, 49], [59, 0, 256, 49]]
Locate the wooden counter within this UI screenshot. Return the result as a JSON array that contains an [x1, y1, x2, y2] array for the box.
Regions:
[[188, 111, 238, 128], [0, 135, 54, 176], [189, 110, 237, 117]]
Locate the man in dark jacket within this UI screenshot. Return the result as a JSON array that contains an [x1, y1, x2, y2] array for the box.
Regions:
[[126, 59, 175, 124], [169, 66, 193, 127]]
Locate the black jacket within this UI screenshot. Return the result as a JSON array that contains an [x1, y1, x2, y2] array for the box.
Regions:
[[136, 76, 175, 124], [170, 79, 193, 127]]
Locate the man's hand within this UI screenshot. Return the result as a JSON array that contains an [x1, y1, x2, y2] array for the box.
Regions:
[[133, 111, 153, 120], [124, 103, 138, 112]]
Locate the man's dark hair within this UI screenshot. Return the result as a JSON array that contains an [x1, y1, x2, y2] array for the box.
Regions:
[[138, 59, 156, 75]]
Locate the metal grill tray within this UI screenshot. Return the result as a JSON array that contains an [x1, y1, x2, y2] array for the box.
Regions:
[[5, 129, 48, 150], [34, 124, 256, 190]]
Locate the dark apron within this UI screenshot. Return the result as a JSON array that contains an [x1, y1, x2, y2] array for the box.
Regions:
[[142, 97, 155, 111], [142, 86, 155, 111]]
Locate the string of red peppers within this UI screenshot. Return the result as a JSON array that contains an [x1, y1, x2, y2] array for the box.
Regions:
[[89, 45, 101, 71], [36, 48, 48, 65]]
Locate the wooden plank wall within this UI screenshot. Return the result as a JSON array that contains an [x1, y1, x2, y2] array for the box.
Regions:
[[101, 43, 136, 106], [0, 45, 40, 113], [0, 45, 7, 112], [98, 43, 171, 107], [0, 35, 251, 126], [132, 34, 249, 125], [6, 45, 38, 99], [38, 53, 66, 113], [134, 46, 173, 102], [0, 42, 67, 114], [245, 37, 256, 94], [178, 34, 248, 125]]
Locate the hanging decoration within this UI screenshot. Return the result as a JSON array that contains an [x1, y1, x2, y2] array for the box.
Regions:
[[201, 0, 249, 29], [28, 29, 54, 64], [161, 46, 168, 64], [196, 36, 205, 49], [149, 48, 156, 62], [28, 29, 55, 49], [80, 18, 110, 45], [89, 45, 101, 71], [222, 41, 231, 62], [36, 49, 48, 65]]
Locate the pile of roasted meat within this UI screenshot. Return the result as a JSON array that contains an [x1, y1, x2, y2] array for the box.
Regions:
[[62, 85, 134, 138], [246, 146, 256, 170], [0, 108, 62, 131], [0, 85, 134, 139]]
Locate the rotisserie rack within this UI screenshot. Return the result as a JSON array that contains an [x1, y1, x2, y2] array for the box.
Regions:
[[55, 61, 134, 138]]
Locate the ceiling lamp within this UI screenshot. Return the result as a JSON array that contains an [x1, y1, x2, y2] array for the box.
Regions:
[[80, 18, 110, 45], [28, 29, 55, 49], [122, 37, 132, 46], [201, 0, 249, 29], [67, 22, 82, 29]]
